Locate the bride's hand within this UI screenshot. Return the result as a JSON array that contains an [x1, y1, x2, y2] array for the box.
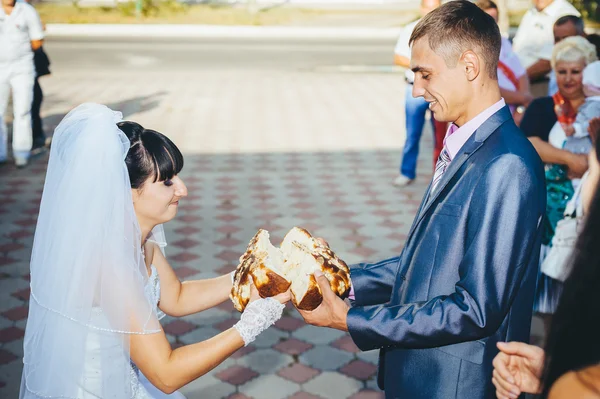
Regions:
[[248, 281, 261, 302], [235, 283, 286, 346]]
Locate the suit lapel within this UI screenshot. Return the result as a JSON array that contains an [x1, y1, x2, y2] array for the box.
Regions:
[[408, 106, 513, 237]]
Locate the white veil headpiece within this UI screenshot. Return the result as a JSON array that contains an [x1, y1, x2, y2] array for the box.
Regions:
[[20, 103, 162, 398]]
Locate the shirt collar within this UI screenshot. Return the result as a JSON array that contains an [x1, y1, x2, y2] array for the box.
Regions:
[[444, 99, 506, 160]]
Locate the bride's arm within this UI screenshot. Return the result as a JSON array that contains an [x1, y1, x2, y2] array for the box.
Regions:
[[151, 245, 232, 317], [130, 288, 288, 394], [130, 326, 243, 394]]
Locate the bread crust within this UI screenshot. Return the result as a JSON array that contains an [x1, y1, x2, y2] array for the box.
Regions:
[[253, 264, 291, 298], [293, 275, 324, 310], [230, 230, 265, 312]]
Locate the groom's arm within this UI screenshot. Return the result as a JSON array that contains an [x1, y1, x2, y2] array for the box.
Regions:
[[347, 155, 544, 351], [349, 256, 402, 306]]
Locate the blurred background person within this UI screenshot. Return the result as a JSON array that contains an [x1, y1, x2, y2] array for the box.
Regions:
[[547, 15, 587, 96], [569, 61, 600, 139], [512, 0, 580, 97], [0, 0, 44, 167], [21, 0, 50, 153], [492, 117, 600, 399], [553, 14, 586, 44], [477, 0, 532, 125], [392, 0, 441, 187], [519, 35, 597, 337]]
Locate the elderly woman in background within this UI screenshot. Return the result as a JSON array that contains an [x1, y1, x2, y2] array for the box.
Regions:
[[477, 0, 533, 121], [519, 36, 598, 335]]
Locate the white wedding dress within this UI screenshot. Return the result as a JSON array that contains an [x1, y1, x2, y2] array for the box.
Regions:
[[78, 265, 184, 399]]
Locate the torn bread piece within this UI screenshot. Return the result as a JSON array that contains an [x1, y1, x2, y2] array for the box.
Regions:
[[230, 230, 290, 312], [281, 227, 351, 311]]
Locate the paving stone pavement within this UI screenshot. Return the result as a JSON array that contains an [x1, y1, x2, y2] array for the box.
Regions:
[[0, 67, 439, 398]]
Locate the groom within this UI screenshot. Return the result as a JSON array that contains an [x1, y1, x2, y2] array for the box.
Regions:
[[298, 1, 546, 398]]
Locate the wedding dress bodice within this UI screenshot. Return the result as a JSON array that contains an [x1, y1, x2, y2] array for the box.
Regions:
[[78, 266, 161, 398]]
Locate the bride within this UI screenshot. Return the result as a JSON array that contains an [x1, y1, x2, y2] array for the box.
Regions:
[[19, 103, 290, 398]]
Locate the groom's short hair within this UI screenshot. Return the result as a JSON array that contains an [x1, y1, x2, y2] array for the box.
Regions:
[[409, 0, 501, 79]]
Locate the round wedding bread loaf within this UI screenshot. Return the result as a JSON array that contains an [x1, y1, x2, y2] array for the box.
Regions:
[[230, 227, 351, 312]]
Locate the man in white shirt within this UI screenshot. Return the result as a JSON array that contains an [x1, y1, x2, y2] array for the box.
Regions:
[[512, 0, 580, 82], [0, 0, 44, 167], [393, 0, 441, 187]]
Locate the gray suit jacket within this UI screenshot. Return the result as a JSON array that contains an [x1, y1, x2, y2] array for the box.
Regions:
[[347, 106, 546, 399]]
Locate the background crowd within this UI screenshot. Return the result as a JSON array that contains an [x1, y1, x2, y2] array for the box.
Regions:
[[394, 1, 600, 397]]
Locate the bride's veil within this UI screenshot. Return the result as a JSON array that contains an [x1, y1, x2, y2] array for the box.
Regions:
[[20, 103, 162, 398]]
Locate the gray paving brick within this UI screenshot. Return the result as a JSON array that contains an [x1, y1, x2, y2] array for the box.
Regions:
[[356, 350, 380, 365], [239, 373, 300, 399], [293, 325, 346, 345], [166, 333, 177, 345], [179, 326, 221, 345], [3, 339, 24, 358], [366, 378, 382, 391], [303, 371, 362, 399], [179, 373, 236, 399], [0, 315, 13, 330], [253, 326, 289, 348], [238, 348, 294, 374], [211, 358, 237, 374], [15, 319, 27, 330], [299, 345, 354, 371], [362, 237, 401, 253], [182, 307, 234, 327], [0, 257, 28, 276], [0, 361, 24, 398]]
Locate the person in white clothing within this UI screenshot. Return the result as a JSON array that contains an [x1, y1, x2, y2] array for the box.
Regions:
[[0, 0, 44, 167], [478, 0, 533, 122], [512, 0, 580, 82], [392, 0, 442, 187]]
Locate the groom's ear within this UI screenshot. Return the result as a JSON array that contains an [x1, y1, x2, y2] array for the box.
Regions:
[[460, 50, 480, 82]]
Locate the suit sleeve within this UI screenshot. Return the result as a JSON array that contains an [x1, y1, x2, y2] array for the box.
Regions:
[[350, 256, 401, 306], [347, 155, 544, 351]]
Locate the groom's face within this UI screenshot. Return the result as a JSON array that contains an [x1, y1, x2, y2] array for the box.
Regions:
[[410, 37, 467, 124]]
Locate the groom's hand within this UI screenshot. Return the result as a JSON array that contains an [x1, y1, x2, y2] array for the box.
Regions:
[[297, 270, 350, 331]]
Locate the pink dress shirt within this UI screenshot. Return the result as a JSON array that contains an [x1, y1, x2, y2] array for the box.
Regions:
[[347, 99, 507, 300]]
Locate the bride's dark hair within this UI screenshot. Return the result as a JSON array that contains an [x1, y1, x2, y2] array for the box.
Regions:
[[540, 136, 600, 397], [117, 121, 184, 189]]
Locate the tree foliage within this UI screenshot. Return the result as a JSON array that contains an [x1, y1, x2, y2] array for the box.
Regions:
[[572, 0, 599, 23]]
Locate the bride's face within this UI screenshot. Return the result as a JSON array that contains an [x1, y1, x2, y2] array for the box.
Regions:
[[132, 175, 188, 226]]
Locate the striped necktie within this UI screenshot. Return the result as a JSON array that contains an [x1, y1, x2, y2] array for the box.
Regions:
[[431, 146, 451, 193]]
